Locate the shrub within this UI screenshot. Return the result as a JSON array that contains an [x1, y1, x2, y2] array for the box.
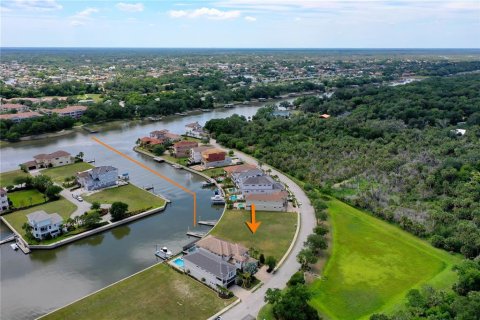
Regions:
[[259, 253, 265, 265], [287, 271, 305, 287], [266, 256, 277, 273]]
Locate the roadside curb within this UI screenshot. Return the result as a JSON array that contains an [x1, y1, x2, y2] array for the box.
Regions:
[[274, 210, 301, 272], [207, 298, 241, 320]]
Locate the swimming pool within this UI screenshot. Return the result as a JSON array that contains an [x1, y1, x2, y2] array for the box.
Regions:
[[173, 257, 184, 269], [230, 195, 237, 201]]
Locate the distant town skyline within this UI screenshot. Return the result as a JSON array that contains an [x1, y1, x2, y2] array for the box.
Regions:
[[1, 0, 479, 48]]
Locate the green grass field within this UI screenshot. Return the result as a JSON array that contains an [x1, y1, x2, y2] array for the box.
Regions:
[[8, 189, 46, 208], [210, 209, 297, 261], [42, 162, 94, 183], [41, 263, 234, 320], [75, 93, 102, 102], [83, 184, 166, 212], [0, 170, 30, 187], [3, 198, 76, 238], [202, 167, 226, 177], [309, 198, 461, 319], [162, 154, 190, 166]]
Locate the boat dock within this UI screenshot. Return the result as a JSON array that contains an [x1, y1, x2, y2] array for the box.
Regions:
[[198, 220, 217, 227], [153, 157, 165, 163], [0, 235, 15, 245], [186, 231, 206, 238]]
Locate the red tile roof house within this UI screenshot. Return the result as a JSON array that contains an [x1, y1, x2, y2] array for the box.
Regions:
[[0, 103, 30, 113], [41, 105, 87, 119], [0, 111, 42, 123], [22, 150, 73, 170], [139, 137, 165, 147], [172, 140, 198, 158], [201, 148, 231, 168], [149, 129, 182, 143], [245, 191, 289, 212]]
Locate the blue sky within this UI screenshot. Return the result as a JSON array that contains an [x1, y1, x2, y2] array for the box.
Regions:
[[1, 0, 479, 48]]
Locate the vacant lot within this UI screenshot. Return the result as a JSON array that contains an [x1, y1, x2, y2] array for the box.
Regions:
[[210, 209, 297, 261], [3, 198, 76, 238], [8, 189, 46, 208], [309, 198, 461, 319], [83, 184, 166, 212], [0, 170, 30, 187], [41, 263, 234, 320], [42, 162, 94, 183]]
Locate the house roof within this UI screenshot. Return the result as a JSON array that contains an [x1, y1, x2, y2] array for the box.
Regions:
[[223, 164, 257, 174], [0, 111, 42, 120], [48, 105, 87, 114], [173, 140, 198, 148], [1, 103, 27, 110], [140, 137, 164, 144], [185, 121, 202, 128], [27, 210, 63, 224], [183, 248, 236, 278], [196, 235, 248, 262], [77, 166, 117, 178], [191, 146, 213, 153], [242, 175, 276, 185], [320, 114, 330, 119], [246, 191, 289, 202], [34, 150, 71, 160], [0, 187, 6, 196], [201, 148, 225, 157]]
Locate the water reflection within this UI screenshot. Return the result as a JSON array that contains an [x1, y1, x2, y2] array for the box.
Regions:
[[111, 226, 131, 240]]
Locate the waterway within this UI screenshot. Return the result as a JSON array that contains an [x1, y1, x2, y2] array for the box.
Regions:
[[0, 106, 262, 320]]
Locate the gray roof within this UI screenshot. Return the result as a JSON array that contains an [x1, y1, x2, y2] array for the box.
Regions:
[[184, 248, 236, 279], [90, 166, 117, 175], [242, 175, 276, 185], [233, 169, 263, 180], [27, 210, 63, 224]]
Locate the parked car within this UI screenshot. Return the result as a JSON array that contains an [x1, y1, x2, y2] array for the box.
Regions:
[[77, 196, 84, 202]]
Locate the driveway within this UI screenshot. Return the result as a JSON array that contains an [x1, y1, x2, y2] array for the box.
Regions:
[[60, 188, 91, 218], [210, 140, 316, 320]]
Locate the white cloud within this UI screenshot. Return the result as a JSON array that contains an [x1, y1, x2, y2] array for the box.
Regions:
[[2, 0, 62, 11], [244, 16, 256, 21], [116, 2, 144, 12], [169, 7, 241, 20], [70, 7, 99, 27]]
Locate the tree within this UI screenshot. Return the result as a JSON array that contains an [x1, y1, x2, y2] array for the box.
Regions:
[[91, 202, 101, 210], [152, 144, 166, 156], [273, 284, 319, 320], [305, 234, 328, 253], [259, 253, 265, 265], [288, 271, 305, 287], [265, 288, 282, 304], [453, 260, 480, 295], [32, 175, 53, 192], [110, 201, 129, 221], [297, 248, 317, 270], [266, 256, 277, 273], [45, 185, 62, 201], [13, 176, 32, 187], [81, 211, 101, 229], [76, 152, 84, 161]]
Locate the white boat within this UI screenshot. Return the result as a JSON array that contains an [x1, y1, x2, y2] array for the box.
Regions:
[[10, 243, 18, 251], [211, 194, 225, 204], [155, 246, 172, 259], [172, 164, 182, 169]]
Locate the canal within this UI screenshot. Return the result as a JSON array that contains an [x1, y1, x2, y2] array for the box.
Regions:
[[0, 106, 262, 320]]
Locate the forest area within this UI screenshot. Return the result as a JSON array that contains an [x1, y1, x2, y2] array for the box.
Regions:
[[205, 74, 480, 318]]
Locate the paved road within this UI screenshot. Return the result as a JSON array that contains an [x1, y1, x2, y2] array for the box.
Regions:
[[211, 140, 316, 320]]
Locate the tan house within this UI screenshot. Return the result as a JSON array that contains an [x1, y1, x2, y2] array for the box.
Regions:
[[173, 140, 198, 158], [201, 148, 231, 168], [41, 105, 87, 119], [245, 191, 289, 212], [195, 235, 253, 269], [0, 111, 42, 123], [22, 150, 73, 170]]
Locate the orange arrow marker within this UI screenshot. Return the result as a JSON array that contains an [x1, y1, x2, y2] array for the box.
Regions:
[[246, 203, 261, 234]]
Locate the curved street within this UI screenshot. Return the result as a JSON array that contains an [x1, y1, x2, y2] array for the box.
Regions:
[[211, 140, 316, 320]]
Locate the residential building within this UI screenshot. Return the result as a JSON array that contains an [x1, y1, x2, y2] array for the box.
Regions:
[[195, 235, 252, 269], [0, 103, 29, 113], [201, 148, 231, 168], [138, 137, 164, 147], [190, 146, 212, 164], [0, 111, 42, 123], [0, 188, 9, 213], [22, 150, 74, 170], [231, 168, 264, 188], [77, 166, 118, 191], [239, 175, 285, 195], [173, 140, 198, 158], [26, 210, 63, 240], [245, 191, 289, 212], [41, 105, 87, 119], [149, 129, 182, 142], [183, 248, 237, 290], [185, 121, 205, 138]]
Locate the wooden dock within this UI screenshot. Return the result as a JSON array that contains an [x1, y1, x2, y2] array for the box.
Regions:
[[198, 220, 217, 227], [16, 239, 31, 254], [0, 235, 15, 245], [186, 231, 206, 238]]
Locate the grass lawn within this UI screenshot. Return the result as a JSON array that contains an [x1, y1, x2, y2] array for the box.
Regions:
[[309, 198, 461, 320], [0, 170, 30, 187], [8, 189, 46, 208], [42, 162, 94, 183], [75, 93, 102, 102], [83, 184, 166, 212], [202, 167, 226, 177], [41, 263, 234, 320], [210, 209, 297, 261], [3, 197, 76, 238], [162, 154, 190, 166]]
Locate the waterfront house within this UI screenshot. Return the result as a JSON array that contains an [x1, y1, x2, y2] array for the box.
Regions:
[[185, 121, 206, 138], [245, 191, 289, 212], [149, 129, 182, 143], [195, 235, 253, 269], [0, 103, 30, 113], [201, 148, 231, 168], [173, 140, 198, 158], [41, 105, 87, 119], [0, 111, 42, 123], [183, 248, 237, 290], [77, 166, 118, 191], [22, 150, 74, 170], [239, 175, 285, 195], [139, 137, 165, 147], [26, 210, 63, 240], [231, 168, 264, 188], [190, 146, 213, 164], [0, 188, 9, 213]]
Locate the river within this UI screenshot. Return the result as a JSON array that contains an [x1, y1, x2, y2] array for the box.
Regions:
[[0, 106, 262, 320]]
